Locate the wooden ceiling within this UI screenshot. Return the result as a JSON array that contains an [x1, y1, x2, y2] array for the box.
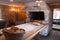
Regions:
[[0, 0, 60, 5]]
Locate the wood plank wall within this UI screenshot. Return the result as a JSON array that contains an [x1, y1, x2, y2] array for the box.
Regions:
[[0, 5, 26, 24]]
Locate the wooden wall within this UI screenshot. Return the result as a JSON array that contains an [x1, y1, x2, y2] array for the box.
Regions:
[[0, 5, 26, 24]]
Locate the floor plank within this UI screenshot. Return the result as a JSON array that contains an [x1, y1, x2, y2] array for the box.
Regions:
[[40, 30, 60, 40]]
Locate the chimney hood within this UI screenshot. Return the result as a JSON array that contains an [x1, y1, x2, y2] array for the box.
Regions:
[[24, 1, 50, 11]]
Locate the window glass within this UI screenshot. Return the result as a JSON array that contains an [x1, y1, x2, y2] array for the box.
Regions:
[[0, 8, 2, 19], [53, 8, 60, 19]]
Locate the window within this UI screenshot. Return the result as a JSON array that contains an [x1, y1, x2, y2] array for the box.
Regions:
[[53, 8, 60, 19], [0, 8, 2, 19]]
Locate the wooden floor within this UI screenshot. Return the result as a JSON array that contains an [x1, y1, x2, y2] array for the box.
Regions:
[[40, 30, 60, 40]]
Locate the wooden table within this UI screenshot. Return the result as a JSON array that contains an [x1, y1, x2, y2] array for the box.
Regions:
[[0, 23, 47, 40]]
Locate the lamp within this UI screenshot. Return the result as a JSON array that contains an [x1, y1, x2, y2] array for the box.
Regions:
[[9, 6, 20, 12], [9, 0, 20, 12], [10, 0, 14, 2], [36, 0, 42, 9]]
